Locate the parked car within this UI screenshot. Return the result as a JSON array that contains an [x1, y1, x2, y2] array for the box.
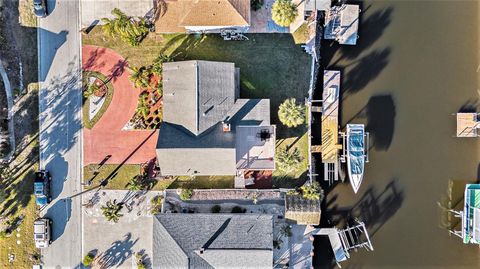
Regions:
[[34, 170, 51, 206], [34, 218, 52, 248], [32, 0, 47, 18]]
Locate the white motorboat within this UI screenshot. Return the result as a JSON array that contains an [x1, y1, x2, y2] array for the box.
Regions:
[[346, 124, 366, 193]]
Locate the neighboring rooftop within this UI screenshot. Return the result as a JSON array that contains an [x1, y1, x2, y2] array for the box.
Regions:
[[155, 0, 251, 33], [152, 214, 273, 268]]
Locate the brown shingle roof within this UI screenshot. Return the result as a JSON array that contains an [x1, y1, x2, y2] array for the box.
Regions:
[[155, 0, 250, 33]]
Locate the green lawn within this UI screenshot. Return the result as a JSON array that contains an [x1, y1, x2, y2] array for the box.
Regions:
[[169, 176, 234, 189], [83, 28, 311, 182], [84, 164, 234, 190], [84, 164, 142, 190]]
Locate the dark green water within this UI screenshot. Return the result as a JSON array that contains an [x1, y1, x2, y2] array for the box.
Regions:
[[315, 0, 480, 268]]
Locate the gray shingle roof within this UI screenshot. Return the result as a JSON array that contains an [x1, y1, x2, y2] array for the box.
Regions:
[[163, 61, 236, 136], [158, 60, 276, 176], [152, 214, 273, 269]]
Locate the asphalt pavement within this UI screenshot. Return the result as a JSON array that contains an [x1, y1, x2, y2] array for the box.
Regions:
[[38, 0, 83, 268]]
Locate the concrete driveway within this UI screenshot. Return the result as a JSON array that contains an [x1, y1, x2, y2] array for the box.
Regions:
[[81, 0, 153, 29], [83, 190, 159, 268]]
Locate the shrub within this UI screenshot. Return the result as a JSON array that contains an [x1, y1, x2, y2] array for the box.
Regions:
[[82, 253, 95, 267], [276, 147, 303, 174], [231, 206, 246, 213], [150, 195, 163, 214], [251, 0, 264, 11], [179, 188, 193, 200], [300, 181, 324, 201], [211, 205, 221, 213]]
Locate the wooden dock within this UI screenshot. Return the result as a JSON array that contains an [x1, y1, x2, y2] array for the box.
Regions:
[[324, 4, 360, 45], [321, 70, 341, 162], [456, 113, 478, 137]]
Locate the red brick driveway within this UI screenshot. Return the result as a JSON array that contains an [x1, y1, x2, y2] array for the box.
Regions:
[[83, 45, 158, 165]]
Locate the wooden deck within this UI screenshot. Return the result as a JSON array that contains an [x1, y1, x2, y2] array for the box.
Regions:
[[456, 113, 478, 137], [321, 70, 342, 162]]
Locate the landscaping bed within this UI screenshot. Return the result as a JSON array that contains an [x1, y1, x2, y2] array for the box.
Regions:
[[82, 71, 113, 129]]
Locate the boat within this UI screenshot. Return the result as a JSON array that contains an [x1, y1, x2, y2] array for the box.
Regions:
[[346, 124, 366, 193]]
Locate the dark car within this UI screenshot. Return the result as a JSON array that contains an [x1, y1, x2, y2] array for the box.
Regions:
[[34, 170, 51, 206], [33, 0, 47, 18]]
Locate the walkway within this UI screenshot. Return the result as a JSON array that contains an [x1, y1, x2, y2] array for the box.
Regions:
[[82, 45, 158, 165]]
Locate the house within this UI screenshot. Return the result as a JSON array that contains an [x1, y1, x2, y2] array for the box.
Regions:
[[154, 0, 251, 33], [152, 214, 273, 268], [157, 60, 276, 176]]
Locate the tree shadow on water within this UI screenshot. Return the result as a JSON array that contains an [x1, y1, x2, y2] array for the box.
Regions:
[[343, 47, 391, 94], [97, 233, 139, 268]]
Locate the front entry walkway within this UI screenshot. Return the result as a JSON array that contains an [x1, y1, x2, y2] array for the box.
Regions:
[[83, 45, 158, 165]]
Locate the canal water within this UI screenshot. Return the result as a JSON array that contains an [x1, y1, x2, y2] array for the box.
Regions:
[[313, 0, 480, 268]]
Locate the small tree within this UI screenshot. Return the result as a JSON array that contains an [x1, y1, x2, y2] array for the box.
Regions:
[[179, 188, 193, 200], [211, 205, 221, 213], [278, 98, 305, 128], [126, 175, 145, 191], [152, 53, 172, 76], [300, 181, 324, 201], [135, 253, 146, 269], [271, 0, 298, 27], [82, 253, 95, 267], [276, 147, 303, 174], [101, 199, 124, 223], [101, 8, 149, 46], [129, 66, 151, 89]]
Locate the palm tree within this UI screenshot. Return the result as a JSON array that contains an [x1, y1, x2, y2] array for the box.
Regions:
[[278, 98, 305, 128], [152, 53, 172, 75], [276, 147, 303, 174], [101, 199, 124, 223], [129, 66, 151, 89], [300, 182, 324, 201], [126, 175, 145, 191], [271, 0, 298, 27], [101, 8, 149, 46]]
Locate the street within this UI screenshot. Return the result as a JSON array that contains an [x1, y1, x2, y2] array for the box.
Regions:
[[38, 0, 83, 268]]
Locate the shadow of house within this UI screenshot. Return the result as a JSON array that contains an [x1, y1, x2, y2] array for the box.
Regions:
[[365, 94, 396, 151], [37, 28, 69, 82]]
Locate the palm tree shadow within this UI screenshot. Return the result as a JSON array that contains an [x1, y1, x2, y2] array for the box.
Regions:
[[97, 232, 139, 268]]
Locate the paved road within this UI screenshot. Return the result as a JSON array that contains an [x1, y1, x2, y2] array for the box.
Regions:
[[38, 0, 83, 268]]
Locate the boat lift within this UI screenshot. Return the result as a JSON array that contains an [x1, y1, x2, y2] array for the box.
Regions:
[[339, 130, 370, 163], [316, 219, 374, 268]]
